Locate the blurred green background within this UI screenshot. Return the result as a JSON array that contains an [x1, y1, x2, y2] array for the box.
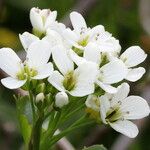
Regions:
[[0, 0, 150, 150]]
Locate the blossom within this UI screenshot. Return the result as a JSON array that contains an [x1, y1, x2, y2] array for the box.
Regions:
[[48, 45, 98, 97], [0, 40, 53, 89], [30, 7, 57, 34], [63, 12, 121, 54], [120, 46, 147, 82], [69, 43, 128, 93], [99, 83, 150, 138]]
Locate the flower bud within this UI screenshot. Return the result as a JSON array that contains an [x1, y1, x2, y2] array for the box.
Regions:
[[36, 93, 45, 103], [55, 92, 69, 108], [36, 83, 46, 93], [30, 7, 57, 35]]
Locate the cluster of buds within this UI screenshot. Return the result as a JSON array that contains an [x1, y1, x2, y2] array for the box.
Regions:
[[0, 7, 149, 139]]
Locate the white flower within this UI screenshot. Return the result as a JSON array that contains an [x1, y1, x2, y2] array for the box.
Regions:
[[55, 92, 69, 108], [30, 7, 57, 33], [85, 95, 100, 112], [63, 12, 121, 54], [0, 40, 53, 89], [69, 43, 128, 93], [120, 46, 147, 82], [19, 32, 39, 51], [48, 45, 98, 97], [100, 83, 150, 138]]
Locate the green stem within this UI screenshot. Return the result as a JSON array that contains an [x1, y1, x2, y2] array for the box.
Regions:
[[41, 115, 94, 150], [41, 111, 61, 148], [29, 91, 36, 123], [29, 110, 44, 150]]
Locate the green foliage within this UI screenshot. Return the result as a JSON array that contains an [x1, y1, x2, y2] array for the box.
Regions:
[[19, 114, 31, 144], [83, 145, 107, 150]]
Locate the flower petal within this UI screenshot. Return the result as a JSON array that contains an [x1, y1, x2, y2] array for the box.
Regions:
[[32, 62, 53, 79], [19, 32, 39, 51], [96, 80, 117, 93], [1, 77, 26, 89], [120, 96, 150, 120], [43, 29, 63, 48], [70, 62, 98, 97], [99, 60, 127, 84], [84, 43, 101, 65], [111, 83, 130, 105], [27, 40, 51, 68], [109, 120, 138, 138], [0, 48, 22, 78], [99, 94, 110, 124], [125, 67, 146, 82], [48, 71, 65, 92], [70, 12, 87, 34], [120, 46, 147, 68], [63, 28, 78, 46], [69, 49, 86, 66], [52, 45, 74, 75], [30, 8, 44, 31], [88, 25, 105, 40], [45, 11, 57, 28]]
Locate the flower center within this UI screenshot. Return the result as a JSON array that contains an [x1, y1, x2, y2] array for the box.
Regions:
[[78, 36, 89, 47], [105, 105, 122, 123], [63, 71, 77, 91], [17, 65, 38, 80]]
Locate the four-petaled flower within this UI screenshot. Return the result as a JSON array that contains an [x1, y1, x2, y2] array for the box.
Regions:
[[0, 40, 53, 89], [100, 83, 150, 138]]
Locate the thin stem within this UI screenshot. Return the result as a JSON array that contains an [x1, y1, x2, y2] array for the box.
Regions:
[[41, 115, 94, 150], [41, 111, 61, 148], [48, 119, 94, 148], [29, 91, 36, 123]]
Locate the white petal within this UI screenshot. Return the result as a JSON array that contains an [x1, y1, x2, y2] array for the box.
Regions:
[[32, 62, 53, 79], [111, 83, 130, 105], [99, 60, 127, 84], [43, 29, 63, 48], [120, 96, 150, 120], [84, 43, 101, 65], [88, 25, 105, 39], [30, 8, 44, 32], [19, 32, 39, 51], [52, 45, 74, 75], [63, 28, 78, 46], [120, 46, 147, 68], [1, 77, 26, 89], [70, 12, 87, 34], [70, 62, 98, 97], [0, 48, 22, 78], [48, 71, 65, 92], [45, 11, 57, 28], [125, 67, 146, 82], [99, 94, 110, 124], [27, 40, 51, 68], [109, 120, 138, 138], [69, 49, 86, 66], [96, 80, 117, 93]]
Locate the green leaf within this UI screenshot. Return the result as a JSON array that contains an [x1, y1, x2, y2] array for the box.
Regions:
[[19, 114, 32, 144], [83, 145, 107, 150]]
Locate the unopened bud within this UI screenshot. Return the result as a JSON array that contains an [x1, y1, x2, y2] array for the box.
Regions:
[[36, 93, 45, 103], [55, 92, 69, 108], [36, 83, 46, 93]]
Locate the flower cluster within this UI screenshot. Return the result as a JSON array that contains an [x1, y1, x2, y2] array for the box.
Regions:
[[0, 7, 149, 139]]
